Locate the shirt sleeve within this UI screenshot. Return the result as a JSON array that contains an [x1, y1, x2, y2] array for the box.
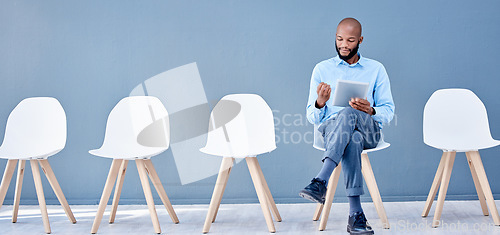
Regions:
[[306, 65, 327, 125], [371, 64, 395, 126]]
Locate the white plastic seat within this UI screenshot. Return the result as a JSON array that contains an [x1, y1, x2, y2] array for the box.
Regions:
[[421, 89, 500, 227], [201, 94, 281, 233], [90, 96, 178, 234], [0, 97, 76, 234], [311, 124, 391, 231]]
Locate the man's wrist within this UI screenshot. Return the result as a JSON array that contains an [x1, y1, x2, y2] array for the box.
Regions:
[[315, 100, 325, 109]]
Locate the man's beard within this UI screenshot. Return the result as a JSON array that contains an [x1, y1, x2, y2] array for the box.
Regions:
[[335, 41, 359, 61]]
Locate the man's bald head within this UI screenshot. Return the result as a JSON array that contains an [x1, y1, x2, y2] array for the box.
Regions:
[[337, 18, 362, 37], [335, 18, 363, 63]]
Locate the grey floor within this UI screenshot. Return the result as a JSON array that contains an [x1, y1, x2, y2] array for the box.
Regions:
[[1, 200, 500, 234]]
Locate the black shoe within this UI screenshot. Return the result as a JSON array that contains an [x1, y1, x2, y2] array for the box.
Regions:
[[298, 178, 327, 204], [347, 212, 374, 235]]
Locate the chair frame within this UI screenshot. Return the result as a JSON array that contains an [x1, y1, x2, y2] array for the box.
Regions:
[[0, 159, 76, 234], [202, 156, 281, 233], [91, 158, 179, 234], [421, 150, 500, 227], [311, 152, 390, 231]]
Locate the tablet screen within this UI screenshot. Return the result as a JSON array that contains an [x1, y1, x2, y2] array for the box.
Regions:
[[331, 80, 369, 107]]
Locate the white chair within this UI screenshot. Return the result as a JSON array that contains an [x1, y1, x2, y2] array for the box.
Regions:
[[200, 94, 281, 233], [0, 97, 76, 234], [311, 123, 391, 231], [421, 88, 500, 227], [90, 96, 178, 234]]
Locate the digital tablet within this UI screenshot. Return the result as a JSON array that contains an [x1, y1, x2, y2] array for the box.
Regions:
[[331, 80, 369, 107]]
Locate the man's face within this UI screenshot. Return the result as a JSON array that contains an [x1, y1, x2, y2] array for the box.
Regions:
[[335, 25, 363, 61]]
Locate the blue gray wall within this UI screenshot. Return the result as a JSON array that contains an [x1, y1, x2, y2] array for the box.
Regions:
[[1, 0, 500, 205]]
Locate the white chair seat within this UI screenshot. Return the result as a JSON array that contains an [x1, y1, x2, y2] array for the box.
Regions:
[[200, 94, 276, 158], [426, 139, 500, 152], [424, 89, 500, 152], [0, 97, 76, 234], [422, 89, 500, 227], [90, 96, 179, 234], [199, 147, 275, 158], [201, 94, 280, 233], [88, 96, 171, 160], [89, 147, 167, 159], [0, 148, 63, 160], [0, 97, 67, 161], [313, 139, 390, 153]]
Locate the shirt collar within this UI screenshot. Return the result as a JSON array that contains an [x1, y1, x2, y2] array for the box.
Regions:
[[333, 53, 364, 67]]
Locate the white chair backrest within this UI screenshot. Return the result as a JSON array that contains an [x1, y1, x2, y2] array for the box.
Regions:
[[100, 96, 170, 151], [200, 94, 276, 157], [423, 89, 495, 150], [313, 124, 325, 151], [0, 97, 66, 158]]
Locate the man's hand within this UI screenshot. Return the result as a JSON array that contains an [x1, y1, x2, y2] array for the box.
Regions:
[[316, 82, 331, 109], [349, 98, 374, 115]]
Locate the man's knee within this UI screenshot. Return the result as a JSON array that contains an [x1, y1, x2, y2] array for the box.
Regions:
[[337, 107, 357, 126], [338, 107, 356, 116], [349, 131, 364, 147]]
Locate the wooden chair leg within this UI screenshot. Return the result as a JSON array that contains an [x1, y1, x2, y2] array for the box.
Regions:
[[144, 159, 179, 224], [246, 157, 275, 233], [0, 159, 18, 209], [30, 160, 51, 234], [313, 204, 323, 221], [12, 160, 25, 223], [38, 159, 76, 224], [465, 152, 489, 216], [319, 162, 342, 231], [432, 151, 456, 227], [136, 159, 161, 234], [313, 167, 342, 222], [422, 152, 446, 217], [361, 154, 390, 229], [203, 157, 233, 233], [468, 151, 500, 225], [254, 157, 281, 222], [109, 160, 128, 224], [91, 159, 123, 234], [212, 158, 233, 223]]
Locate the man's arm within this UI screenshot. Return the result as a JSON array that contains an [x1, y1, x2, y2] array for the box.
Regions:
[[306, 65, 329, 124], [371, 65, 395, 124]]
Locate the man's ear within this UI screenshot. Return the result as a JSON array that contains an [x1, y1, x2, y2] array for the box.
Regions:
[[359, 36, 364, 44]]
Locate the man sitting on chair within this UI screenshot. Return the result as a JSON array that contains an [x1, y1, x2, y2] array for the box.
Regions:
[[299, 17, 395, 235]]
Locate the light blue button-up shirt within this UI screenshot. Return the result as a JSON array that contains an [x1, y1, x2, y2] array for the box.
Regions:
[[306, 54, 395, 128]]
